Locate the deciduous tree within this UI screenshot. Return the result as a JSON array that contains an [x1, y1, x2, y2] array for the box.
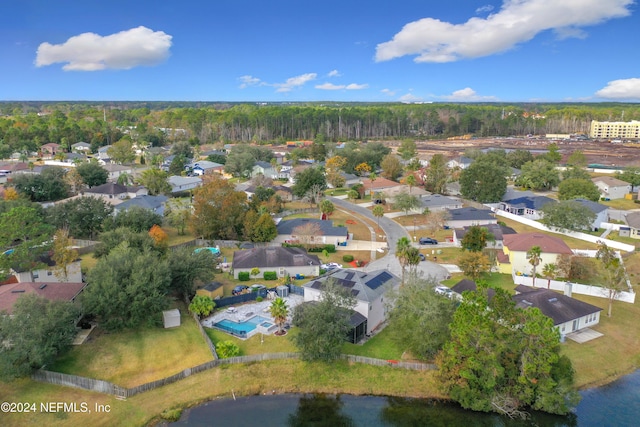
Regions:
[[596, 242, 628, 317], [540, 200, 596, 232], [458, 251, 492, 280], [190, 175, 248, 239], [558, 178, 600, 202], [460, 161, 507, 203], [0, 295, 80, 380], [380, 153, 402, 181], [168, 247, 216, 299], [107, 138, 136, 164], [139, 167, 171, 195], [292, 167, 327, 198], [424, 154, 449, 194], [516, 159, 560, 190], [291, 281, 355, 361], [76, 162, 108, 188], [292, 221, 323, 245], [51, 228, 79, 281], [460, 225, 495, 252], [387, 275, 457, 360], [45, 196, 113, 239], [393, 191, 420, 216]]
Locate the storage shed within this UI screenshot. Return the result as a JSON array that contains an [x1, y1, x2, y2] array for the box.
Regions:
[[163, 309, 181, 328]]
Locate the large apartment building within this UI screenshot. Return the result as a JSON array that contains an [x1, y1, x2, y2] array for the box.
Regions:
[[590, 120, 640, 140]]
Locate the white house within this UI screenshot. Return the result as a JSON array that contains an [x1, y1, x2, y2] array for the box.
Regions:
[[446, 207, 497, 228], [12, 255, 82, 284], [168, 175, 202, 193], [303, 269, 399, 335], [592, 176, 631, 200], [514, 285, 602, 336], [573, 198, 609, 230], [499, 196, 556, 220]]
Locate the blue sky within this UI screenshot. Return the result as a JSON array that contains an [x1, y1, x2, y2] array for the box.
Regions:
[[2, 0, 639, 102]]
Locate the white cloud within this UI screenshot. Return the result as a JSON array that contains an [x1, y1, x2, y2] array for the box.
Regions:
[[476, 5, 494, 14], [596, 78, 640, 100], [35, 26, 172, 71], [328, 69, 341, 77], [381, 88, 396, 96], [238, 75, 262, 88], [442, 87, 498, 101], [274, 73, 317, 93], [399, 93, 422, 102], [375, 0, 633, 63], [316, 82, 369, 90]]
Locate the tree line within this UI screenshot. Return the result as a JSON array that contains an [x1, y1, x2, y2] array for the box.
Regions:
[[3, 103, 640, 154]]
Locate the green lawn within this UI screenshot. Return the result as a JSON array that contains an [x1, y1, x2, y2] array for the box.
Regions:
[[343, 327, 405, 360], [50, 304, 212, 388], [600, 198, 638, 210]]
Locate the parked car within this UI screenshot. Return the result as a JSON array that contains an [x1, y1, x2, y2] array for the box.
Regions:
[[250, 284, 266, 292], [321, 262, 343, 270], [418, 253, 426, 261], [419, 237, 438, 245], [434, 286, 452, 297], [373, 199, 386, 205], [232, 285, 249, 295]]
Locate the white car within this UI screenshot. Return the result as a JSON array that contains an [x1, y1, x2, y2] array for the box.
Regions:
[[321, 263, 343, 270], [434, 286, 452, 296]]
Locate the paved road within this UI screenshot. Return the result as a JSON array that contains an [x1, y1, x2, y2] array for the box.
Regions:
[[329, 197, 450, 281]]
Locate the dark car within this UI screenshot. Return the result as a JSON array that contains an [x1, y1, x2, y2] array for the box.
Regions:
[[373, 199, 386, 205], [419, 237, 438, 245], [232, 285, 249, 295], [418, 253, 426, 261]]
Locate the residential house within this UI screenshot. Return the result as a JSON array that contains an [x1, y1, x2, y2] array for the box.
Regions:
[[450, 278, 496, 302], [97, 145, 111, 162], [102, 163, 133, 182], [303, 269, 400, 335], [188, 160, 225, 176], [447, 156, 473, 170], [84, 182, 147, 204], [362, 176, 401, 196], [71, 142, 91, 152], [231, 246, 320, 279], [114, 194, 168, 216], [168, 175, 202, 193], [514, 285, 602, 336], [592, 176, 631, 200], [275, 218, 349, 246], [40, 143, 61, 158], [196, 281, 224, 300], [273, 185, 293, 202], [421, 194, 463, 211], [453, 223, 517, 249], [624, 211, 640, 239], [446, 207, 497, 228], [0, 281, 86, 315], [12, 255, 82, 283], [62, 152, 87, 164], [449, 280, 602, 337], [573, 198, 609, 230], [381, 184, 429, 200], [251, 161, 280, 179], [498, 233, 573, 275], [499, 195, 556, 220], [0, 162, 30, 178]]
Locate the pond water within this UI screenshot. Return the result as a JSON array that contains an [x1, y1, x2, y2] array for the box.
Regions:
[[169, 370, 640, 426]]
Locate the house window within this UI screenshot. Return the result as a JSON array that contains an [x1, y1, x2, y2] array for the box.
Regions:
[[33, 271, 39, 279], [47, 271, 53, 276]]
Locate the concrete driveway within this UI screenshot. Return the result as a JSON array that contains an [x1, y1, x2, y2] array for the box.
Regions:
[[329, 197, 450, 282]]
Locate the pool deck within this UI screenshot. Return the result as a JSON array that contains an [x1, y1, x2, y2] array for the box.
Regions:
[[201, 294, 304, 330]]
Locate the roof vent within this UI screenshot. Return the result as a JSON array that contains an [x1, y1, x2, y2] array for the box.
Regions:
[[39, 284, 47, 289], [522, 299, 533, 306], [548, 297, 558, 303], [11, 289, 26, 293]]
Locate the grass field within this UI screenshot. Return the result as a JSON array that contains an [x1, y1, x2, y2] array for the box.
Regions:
[[49, 305, 212, 388]]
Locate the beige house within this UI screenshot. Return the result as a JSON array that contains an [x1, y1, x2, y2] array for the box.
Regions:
[[12, 256, 82, 283], [498, 233, 573, 276]]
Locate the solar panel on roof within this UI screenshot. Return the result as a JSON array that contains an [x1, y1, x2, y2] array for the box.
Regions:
[[344, 272, 355, 280], [365, 271, 393, 289]]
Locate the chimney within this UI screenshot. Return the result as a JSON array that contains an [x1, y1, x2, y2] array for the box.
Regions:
[[564, 282, 572, 298]]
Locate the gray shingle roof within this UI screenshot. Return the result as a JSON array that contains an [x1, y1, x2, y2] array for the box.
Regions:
[[232, 247, 320, 269], [303, 269, 399, 303], [277, 218, 348, 237], [573, 198, 608, 214], [447, 207, 495, 221], [114, 195, 168, 211], [503, 196, 556, 210], [513, 286, 602, 325]]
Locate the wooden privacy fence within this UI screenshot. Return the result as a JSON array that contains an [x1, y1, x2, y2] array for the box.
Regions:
[[32, 353, 434, 398]]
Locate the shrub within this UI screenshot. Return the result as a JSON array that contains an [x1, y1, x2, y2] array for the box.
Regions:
[[160, 408, 183, 422], [263, 271, 277, 280], [238, 272, 250, 281], [323, 244, 336, 253], [343, 254, 354, 262], [256, 296, 263, 302]]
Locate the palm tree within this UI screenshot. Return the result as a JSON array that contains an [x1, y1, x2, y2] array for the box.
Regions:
[[117, 171, 134, 186], [404, 174, 417, 194], [406, 247, 421, 275], [372, 205, 385, 231], [527, 246, 542, 287], [269, 297, 289, 335], [369, 172, 377, 199], [542, 263, 558, 289], [395, 236, 412, 285]]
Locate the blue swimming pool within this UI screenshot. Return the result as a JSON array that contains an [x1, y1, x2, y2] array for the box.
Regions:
[[195, 247, 220, 256], [213, 315, 273, 337]]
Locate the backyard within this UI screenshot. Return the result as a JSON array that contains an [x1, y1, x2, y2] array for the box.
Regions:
[[49, 303, 212, 388]]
